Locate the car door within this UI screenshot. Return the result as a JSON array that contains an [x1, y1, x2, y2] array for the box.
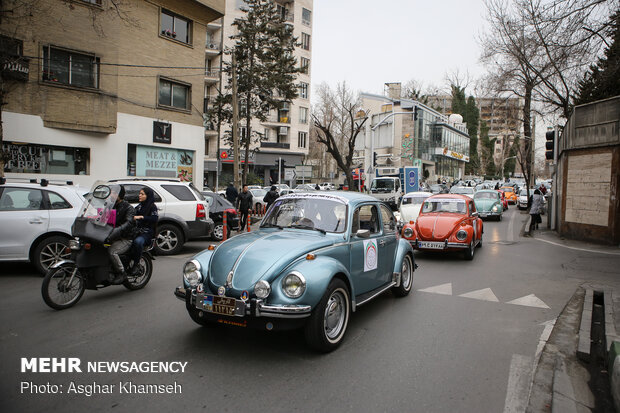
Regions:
[[349, 204, 383, 294], [0, 187, 49, 260], [378, 204, 398, 283]]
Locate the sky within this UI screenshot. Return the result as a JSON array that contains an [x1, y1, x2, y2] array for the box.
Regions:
[[311, 0, 489, 100]]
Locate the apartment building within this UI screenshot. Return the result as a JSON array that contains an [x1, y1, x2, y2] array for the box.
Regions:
[[2, 0, 224, 190], [203, 0, 313, 189]]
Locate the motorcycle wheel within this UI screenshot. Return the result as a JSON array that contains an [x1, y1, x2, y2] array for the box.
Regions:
[[123, 256, 153, 290], [41, 263, 85, 310]]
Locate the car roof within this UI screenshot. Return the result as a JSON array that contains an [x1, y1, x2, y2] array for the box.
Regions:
[[280, 191, 378, 206], [475, 189, 499, 194], [427, 194, 471, 201], [403, 191, 433, 198]]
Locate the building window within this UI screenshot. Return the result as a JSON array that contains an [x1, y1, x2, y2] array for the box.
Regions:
[[158, 78, 190, 110], [3, 142, 89, 175], [299, 82, 308, 99], [299, 107, 308, 124], [81, 0, 102, 5], [301, 33, 311, 51], [42, 46, 99, 89], [161, 9, 191, 44], [298, 131, 307, 148], [300, 57, 309, 74], [302, 8, 312, 26]]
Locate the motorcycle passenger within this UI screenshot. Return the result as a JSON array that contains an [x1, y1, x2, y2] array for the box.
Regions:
[[107, 186, 136, 283], [128, 187, 158, 276]]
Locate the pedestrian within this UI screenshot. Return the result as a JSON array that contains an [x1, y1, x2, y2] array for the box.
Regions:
[[237, 184, 253, 232], [128, 187, 158, 276], [263, 185, 279, 212], [315, 183, 320, 190], [539, 183, 547, 195], [529, 189, 544, 233], [225, 182, 238, 205]]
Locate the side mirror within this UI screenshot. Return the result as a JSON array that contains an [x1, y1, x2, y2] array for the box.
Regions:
[[356, 229, 370, 238], [471, 212, 479, 217]]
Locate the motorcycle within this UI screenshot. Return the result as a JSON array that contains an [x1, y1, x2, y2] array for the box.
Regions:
[[41, 182, 154, 310]]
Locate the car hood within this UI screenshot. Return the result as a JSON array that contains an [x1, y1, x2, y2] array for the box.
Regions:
[[474, 199, 499, 211], [400, 204, 423, 223], [415, 213, 466, 240], [209, 230, 336, 290]]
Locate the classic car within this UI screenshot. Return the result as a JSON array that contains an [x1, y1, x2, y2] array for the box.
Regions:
[[401, 194, 483, 260], [174, 192, 415, 352], [498, 190, 509, 210], [449, 186, 475, 199], [473, 190, 503, 221], [500, 186, 518, 204], [399, 191, 433, 224]]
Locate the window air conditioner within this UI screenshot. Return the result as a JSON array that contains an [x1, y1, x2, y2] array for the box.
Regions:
[[279, 127, 288, 135]]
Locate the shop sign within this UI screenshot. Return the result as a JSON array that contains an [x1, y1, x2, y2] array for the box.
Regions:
[[437, 147, 470, 162], [220, 149, 255, 163], [136, 146, 194, 181], [153, 121, 172, 144], [3, 142, 45, 171]]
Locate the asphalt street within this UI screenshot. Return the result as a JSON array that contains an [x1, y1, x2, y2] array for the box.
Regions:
[[1, 207, 620, 413]]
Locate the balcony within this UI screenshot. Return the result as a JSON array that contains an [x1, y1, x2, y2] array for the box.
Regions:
[[261, 115, 290, 126], [204, 69, 220, 84], [261, 141, 290, 149], [205, 41, 221, 56]]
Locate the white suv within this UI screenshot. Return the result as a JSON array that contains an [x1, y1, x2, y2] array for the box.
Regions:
[[109, 179, 213, 255], [0, 178, 86, 274]]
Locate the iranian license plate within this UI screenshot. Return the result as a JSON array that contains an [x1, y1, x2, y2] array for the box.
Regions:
[[418, 241, 445, 250], [201, 295, 237, 316]]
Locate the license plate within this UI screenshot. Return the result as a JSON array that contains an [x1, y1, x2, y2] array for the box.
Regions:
[[200, 294, 238, 316], [418, 241, 445, 250], [479, 213, 488, 217]]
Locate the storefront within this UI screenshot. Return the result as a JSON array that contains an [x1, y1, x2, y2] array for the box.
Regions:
[[127, 144, 195, 182]]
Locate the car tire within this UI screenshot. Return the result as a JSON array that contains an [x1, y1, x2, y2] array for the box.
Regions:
[[464, 239, 475, 260], [155, 224, 185, 255], [33, 235, 71, 275], [305, 278, 350, 353], [211, 222, 224, 241], [497, 214, 502, 222], [392, 254, 414, 297], [476, 234, 483, 248]]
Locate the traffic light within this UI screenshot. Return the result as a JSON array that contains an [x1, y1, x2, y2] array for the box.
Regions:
[[373, 152, 378, 167], [545, 130, 556, 161], [274, 159, 286, 168]]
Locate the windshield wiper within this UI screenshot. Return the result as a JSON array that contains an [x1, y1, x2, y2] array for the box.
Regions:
[[288, 224, 326, 234], [260, 223, 283, 230]]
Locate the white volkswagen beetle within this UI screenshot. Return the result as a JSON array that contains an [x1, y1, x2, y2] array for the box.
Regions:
[[399, 191, 433, 225]]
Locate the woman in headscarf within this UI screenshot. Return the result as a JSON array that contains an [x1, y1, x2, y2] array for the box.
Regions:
[[529, 188, 543, 232], [128, 187, 158, 275]]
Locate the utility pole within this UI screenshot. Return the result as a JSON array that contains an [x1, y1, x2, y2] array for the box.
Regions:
[[231, 54, 240, 191]]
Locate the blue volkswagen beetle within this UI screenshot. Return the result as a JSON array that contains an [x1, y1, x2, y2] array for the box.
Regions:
[[174, 192, 415, 352]]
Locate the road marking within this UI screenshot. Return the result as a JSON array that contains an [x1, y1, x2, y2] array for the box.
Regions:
[[458, 288, 499, 302], [536, 319, 556, 361], [504, 354, 534, 413], [507, 294, 550, 309], [532, 237, 620, 256], [417, 283, 452, 295]]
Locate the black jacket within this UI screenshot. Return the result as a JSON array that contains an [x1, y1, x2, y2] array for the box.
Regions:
[[237, 191, 253, 212], [226, 186, 238, 204], [263, 190, 279, 208], [109, 200, 135, 241], [134, 203, 158, 237]]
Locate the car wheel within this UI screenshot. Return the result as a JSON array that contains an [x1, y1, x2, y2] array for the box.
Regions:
[[304, 278, 350, 353], [497, 214, 502, 222], [155, 224, 185, 255], [33, 235, 71, 275], [211, 222, 224, 241], [476, 233, 483, 248], [392, 254, 414, 297], [464, 239, 475, 260]]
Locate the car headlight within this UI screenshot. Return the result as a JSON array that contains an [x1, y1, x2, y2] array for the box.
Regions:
[[282, 271, 306, 298], [69, 239, 80, 250], [456, 230, 468, 241], [492, 204, 499, 212], [403, 227, 414, 238], [183, 260, 202, 288], [254, 280, 271, 299]]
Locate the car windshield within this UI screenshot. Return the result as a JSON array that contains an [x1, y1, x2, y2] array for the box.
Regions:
[[402, 196, 428, 205], [450, 187, 474, 195], [371, 179, 395, 191], [251, 189, 267, 197], [422, 199, 467, 214], [520, 189, 529, 196], [474, 192, 498, 200], [261, 197, 347, 233]]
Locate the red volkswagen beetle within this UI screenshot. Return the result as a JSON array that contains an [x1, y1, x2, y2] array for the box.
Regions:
[[401, 194, 483, 260]]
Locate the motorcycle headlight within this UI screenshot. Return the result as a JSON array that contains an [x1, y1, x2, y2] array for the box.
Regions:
[[254, 280, 271, 299], [282, 271, 306, 298], [183, 260, 202, 288], [456, 230, 468, 241], [403, 227, 414, 238], [69, 239, 80, 250]]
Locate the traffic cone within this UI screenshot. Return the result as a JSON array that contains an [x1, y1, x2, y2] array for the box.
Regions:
[[223, 211, 227, 241]]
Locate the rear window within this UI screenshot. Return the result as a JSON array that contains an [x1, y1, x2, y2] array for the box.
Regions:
[[162, 184, 196, 201]]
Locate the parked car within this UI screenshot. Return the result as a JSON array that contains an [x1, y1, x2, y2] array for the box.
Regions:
[[473, 190, 504, 221], [109, 179, 213, 255], [399, 191, 433, 225], [401, 194, 483, 260], [294, 184, 317, 192], [174, 192, 415, 352], [319, 182, 335, 191], [249, 188, 267, 212], [430, 184, 449, 194], [449, 186, 475, 199], [0, 179, 86, 274], [499, 186, 518, 204], [202, 192, 240, 241]]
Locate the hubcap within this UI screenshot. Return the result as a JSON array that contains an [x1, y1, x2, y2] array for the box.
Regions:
[[401, 257, 412, 289], [157, 230, 178, 251], [324, 290, 347, 340], [214, 224, 223, 240], [40, 242, 70, 271]]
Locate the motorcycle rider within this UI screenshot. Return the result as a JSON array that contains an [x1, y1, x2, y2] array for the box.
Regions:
[[106, 186, 135, 283]]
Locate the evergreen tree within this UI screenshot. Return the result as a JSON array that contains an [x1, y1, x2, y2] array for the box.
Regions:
[[451, 86, 480, 175], [479, 121, 496, 176], [575, 11, 620, 105]]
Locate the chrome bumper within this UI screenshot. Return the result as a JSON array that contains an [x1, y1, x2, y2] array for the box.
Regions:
[[408, 240, 469, 249], [175, 286, 311, 318]]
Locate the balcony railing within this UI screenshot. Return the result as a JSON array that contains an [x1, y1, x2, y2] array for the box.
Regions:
[[261, 142, 290, 149], [205, 69, 220, 78]]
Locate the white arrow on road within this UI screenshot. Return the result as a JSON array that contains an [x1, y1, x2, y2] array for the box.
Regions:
[[417, 283, 452, 295], [507, 294, 550, 309], [459, 288, 499, 302]]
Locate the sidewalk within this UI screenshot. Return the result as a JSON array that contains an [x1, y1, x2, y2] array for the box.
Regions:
[[525, 225, 620, 412]]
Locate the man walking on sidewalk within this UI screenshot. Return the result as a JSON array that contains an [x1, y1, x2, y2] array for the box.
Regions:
[[237, 185, 253, 232]]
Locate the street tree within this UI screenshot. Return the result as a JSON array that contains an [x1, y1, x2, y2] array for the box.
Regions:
[[450, 85, 481, 175], [312, 82, 368, 191], [211, 0, 300, 185]]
